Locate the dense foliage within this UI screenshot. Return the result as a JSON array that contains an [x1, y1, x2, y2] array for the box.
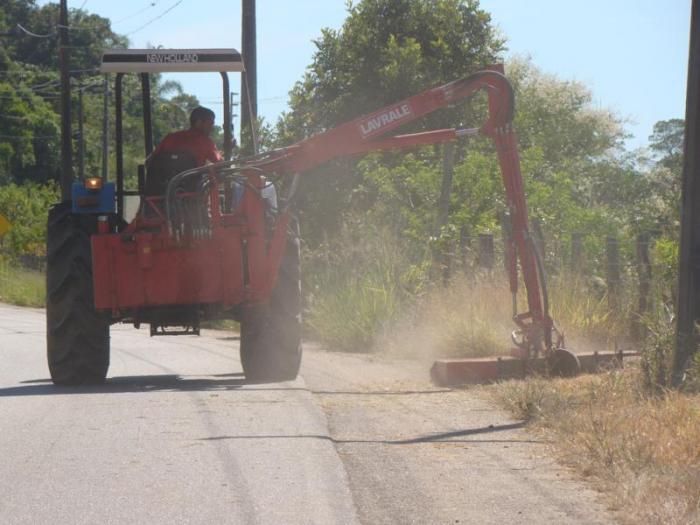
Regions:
[[276, 0, 505, 245], [0, 0, 684, 352], [0, 0, 211, 261], [0, 0, 212, 187], [0, 180, 58, 262], [276, 1, 681, 264], [274, 0, 684, 350]]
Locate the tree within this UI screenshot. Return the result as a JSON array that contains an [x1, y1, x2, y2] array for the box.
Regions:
[[0, 0, 209, 264], [3, 1, 127, 71], [278, 0, 504, 142], [276, 0, 505, 246], [343, 57, 633, 272], [649, 118, 684, 173], [643, 118, 685, 234], [0, 1, 202, 186]]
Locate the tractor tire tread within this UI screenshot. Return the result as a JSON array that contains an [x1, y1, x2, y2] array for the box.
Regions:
[[240, 219, 302, 382], [46, 202, 110, 386]]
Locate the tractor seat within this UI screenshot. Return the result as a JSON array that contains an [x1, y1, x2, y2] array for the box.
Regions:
[[144, 150, 199, 196]]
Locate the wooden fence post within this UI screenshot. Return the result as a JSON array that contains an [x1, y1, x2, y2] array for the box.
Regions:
[[434, 142, 455, 285], [478, 233, 495, 271], [634, 232, 653, 338], [606, 235, 621, 311], [571, 232, 584, 273], [459, 226, 470, 275], [499, 212, 512, 274], [531, 217, 546, 263]]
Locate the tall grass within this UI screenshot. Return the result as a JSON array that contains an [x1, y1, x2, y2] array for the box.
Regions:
[[491, 370, 700, 525], [377, 277, 513, 359], [547, 271, 629, 346], [306, 272, 401, 352], [304, 229, 674, 356], [304, 226, 416, 352], [0, 261, 45, 307], [306, 257, 636, 357]]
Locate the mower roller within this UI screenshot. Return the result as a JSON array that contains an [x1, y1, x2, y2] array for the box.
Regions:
[[46, 48, 578, 386]]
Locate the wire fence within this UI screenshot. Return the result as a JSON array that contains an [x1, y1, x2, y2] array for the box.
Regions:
[[440, 225, 678, 333]]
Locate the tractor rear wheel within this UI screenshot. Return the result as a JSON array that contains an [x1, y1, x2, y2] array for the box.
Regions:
[[240, 219, 302, 382], [46, 202, 110, 385]]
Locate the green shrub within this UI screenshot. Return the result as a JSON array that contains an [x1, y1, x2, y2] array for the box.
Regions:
[[0, 261, 45, 307], [0, 181, 59, 263], [304, 225, 426, 352]]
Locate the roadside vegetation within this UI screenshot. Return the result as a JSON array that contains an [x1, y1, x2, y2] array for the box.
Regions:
[[0, 261, 44, 307], [490, 329, 700, 525], [0, 1, 217, 308], [281, 1, 682, 361], [0, 181, 56, 307], [0, 2, 682, 353]]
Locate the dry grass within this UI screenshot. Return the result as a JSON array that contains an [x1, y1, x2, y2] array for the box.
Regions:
[[201, 319, 240, 332], [0, 262, 45, 307], [491, 370, 700, 524], [377, 276, 513, 359], [548, 272, 627, 346], [376, 273, 628, 360]]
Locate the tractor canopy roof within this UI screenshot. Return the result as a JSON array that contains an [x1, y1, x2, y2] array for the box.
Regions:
[[100, 48, 244, 74]]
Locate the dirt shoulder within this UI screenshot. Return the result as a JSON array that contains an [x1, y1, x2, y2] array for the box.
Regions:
[[300, 344, 614, 525]]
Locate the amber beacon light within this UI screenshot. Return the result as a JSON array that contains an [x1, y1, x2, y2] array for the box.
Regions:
[[84, 177, 103, 191]]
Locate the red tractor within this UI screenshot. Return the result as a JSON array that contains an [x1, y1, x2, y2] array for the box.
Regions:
[[46, 48, 578, 385]]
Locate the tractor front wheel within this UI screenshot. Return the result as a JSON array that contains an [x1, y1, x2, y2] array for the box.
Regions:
[[240, 219, 302, 382], [46, 202, 110, 385]]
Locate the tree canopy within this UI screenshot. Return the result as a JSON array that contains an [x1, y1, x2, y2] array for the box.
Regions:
[[278, 0, 505, 143], [0, 0, 684, 276], [0, 0, 206, 186], [273, 0, 648, 267], [276, 0, 506, 245]]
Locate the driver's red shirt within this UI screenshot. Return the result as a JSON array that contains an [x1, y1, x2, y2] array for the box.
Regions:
[[152, 128, 222, 165]]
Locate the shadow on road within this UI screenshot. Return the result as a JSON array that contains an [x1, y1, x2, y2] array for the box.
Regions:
[[199, 422, 538, 445], [311, 389, 452, 396], [0, 373, 312, 396], [3, 375, 463, 398]]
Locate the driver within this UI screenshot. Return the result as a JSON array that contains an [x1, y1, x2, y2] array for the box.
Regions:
[[151, 106, 222, 165]]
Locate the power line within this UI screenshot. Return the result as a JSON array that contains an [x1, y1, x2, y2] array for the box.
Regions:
[[0, 68, 100, 81], [0, 114, 32, 121], [57, 22, 108, 33], [25, 79, 61, 91], [68, 67, 101, 74], [0, 93, 61, 100], [199, 95, 286, 105], [0, 71, 34, 77], [16, 23, 56, 39], [125, 0, 183, 36], [15, 20, 109, 37], [0, 134, 56, 140], [114, 1, 161, 24]]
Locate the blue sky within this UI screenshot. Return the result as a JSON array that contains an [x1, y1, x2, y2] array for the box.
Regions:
[[44, 0, 691, 149]]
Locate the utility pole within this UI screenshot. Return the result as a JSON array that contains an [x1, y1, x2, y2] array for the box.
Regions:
[[241, 0, 257, 155], [77, 86, 84, 180], [59, 0, 72, 201], [673, 0, 700, 386], [230, 91, 239, 148], [101, 76, 109, 181]]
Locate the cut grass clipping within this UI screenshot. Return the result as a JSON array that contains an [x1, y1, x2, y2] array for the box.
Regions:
[[490, 370, 700, 525], [0, 263, 45, 307]]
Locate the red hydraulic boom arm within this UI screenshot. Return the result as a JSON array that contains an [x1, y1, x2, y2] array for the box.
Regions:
[[237, 66, 562, 357]]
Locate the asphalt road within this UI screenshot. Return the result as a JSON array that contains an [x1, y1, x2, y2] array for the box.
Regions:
[[0, 303, 613, 524], [0, 304, 358, 525]]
